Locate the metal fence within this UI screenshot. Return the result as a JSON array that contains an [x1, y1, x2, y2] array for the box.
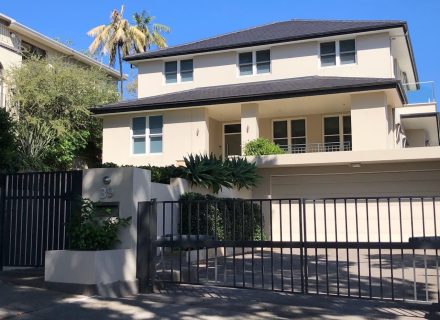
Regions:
[[0, 171, 83, 268], [137, 197, 440, 303]]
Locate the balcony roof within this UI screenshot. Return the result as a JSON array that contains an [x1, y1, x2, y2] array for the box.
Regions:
[[92, 76, 405, 115]]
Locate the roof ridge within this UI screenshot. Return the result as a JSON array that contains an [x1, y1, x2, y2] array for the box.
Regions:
[[127, 20, 287, 59]]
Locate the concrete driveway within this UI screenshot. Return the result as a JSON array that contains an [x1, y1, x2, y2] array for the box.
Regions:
[[1, 277, 438, 320]]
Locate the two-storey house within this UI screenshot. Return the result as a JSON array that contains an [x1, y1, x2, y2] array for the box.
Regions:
[[93, 19, 440, 199]]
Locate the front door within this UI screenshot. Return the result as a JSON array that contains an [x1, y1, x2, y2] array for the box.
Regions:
[[224, 123, 241, 157]]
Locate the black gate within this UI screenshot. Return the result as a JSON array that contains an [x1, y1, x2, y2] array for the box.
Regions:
[[0, 171, 83, 268], [137, 197, 440, 303]]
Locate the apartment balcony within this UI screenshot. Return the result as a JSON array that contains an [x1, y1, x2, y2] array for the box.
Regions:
[[0, 24, 21, 51], [404, 81, 436, 105]]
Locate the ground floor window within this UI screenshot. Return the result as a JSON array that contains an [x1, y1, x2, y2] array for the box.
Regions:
[[131, 115, 163, 155], [273, 118, 306, 153], [224, 123, 241, 157]]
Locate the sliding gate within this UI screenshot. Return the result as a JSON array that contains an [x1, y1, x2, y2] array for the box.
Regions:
[[137, 197, 440, 303]]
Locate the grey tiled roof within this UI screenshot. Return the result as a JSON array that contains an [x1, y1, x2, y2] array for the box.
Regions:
[[92, 76, 404, 114], [125, 19, 407, 61]]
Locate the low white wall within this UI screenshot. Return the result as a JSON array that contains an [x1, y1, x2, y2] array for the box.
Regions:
[[45, 249, 136, 285]]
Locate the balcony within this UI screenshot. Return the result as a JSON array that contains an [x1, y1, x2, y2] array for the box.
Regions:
[[403, 81, 436, 105], [277, 141, 352, 154], [0, 24, 21, 51]]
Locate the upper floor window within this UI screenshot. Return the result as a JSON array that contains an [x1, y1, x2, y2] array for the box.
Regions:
[[21, 41, 46, 59], [320, 39, 356, 67], [165, 59, 193, 84], [132, 115, 163, 154], [238, 49, 271, 76]]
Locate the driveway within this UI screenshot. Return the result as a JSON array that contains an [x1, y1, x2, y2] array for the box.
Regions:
[[0, 277, 438, 319]]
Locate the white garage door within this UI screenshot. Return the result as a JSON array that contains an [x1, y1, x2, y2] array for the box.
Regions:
[[271, 170, 440, 198]]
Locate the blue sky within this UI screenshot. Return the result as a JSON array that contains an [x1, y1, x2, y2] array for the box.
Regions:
[[2, 0, 439, 100]]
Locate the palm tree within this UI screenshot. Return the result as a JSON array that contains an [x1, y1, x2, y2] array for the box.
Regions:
[[87, 5, 146, 97], [133, 11, 170, 51]]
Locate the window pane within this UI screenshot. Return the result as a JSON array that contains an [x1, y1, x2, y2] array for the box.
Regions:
[[291, 119, 306, 137], [180, 59, 193, 72], [239, 52, 253, 65], [273, 138, 288, 149], [149, 116, 163, 134], [292, 137, 306, 145], [324, 136, 340, 144], [340, 52, 356, 64], [340, 39, 355, 53], [165, 73, 177, 83], [150, 136, 162, 153], [133, 137, 146, 154], [256, 62, 270, 74], [343, 116, 351, 134], [181, 71, 193, 82], [320, 42, 336, 55], [343, 135, 352, 150], [165, 61, 177, 73], [224, 124, 241, 134], [240, 64, 253, 76], [132, 117, 146, 135], [225, 134, 241, 156], [321, 54, 336, 66], [256, 50, 270, 62], [273, 121, 287, 138], [324, 117, 339, 135]]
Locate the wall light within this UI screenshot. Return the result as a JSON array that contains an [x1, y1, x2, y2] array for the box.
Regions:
[[350, 163, 361, 168]]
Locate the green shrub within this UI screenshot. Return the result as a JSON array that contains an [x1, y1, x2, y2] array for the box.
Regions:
[[0, 108, 19, 173], [97, 153, 260, 193], [179, 192, 265, 241], [243, 138, 285, 156], [67, 198, 131, 250]]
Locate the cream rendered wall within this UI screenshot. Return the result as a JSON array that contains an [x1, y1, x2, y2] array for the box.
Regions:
[[350, 92, 389, 151], [406, 129, 426, 147], [0, 46, 21, 110], [241, 103, 259, 149], [137, 32, 392, 98], [102, 108, 210, 166]]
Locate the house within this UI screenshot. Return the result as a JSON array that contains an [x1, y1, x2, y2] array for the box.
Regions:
[[93, 19, 439, 200], [0, 12, 122, 110]]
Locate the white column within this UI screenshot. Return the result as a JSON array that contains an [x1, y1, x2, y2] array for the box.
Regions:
[[241, 103, 259, 153], [350, 92, 389, 151]]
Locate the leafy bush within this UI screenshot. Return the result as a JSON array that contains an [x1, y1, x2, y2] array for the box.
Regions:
[[180, 192, 265, 241], [98, 154, 260, 193], [0, 108, 19, 173], [243, 138, 285, 156], [67, 198, 131, 250]]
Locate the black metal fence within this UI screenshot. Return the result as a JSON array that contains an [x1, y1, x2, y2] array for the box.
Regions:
[[137, 197, 440, 303], [0, 171, 83, 268]]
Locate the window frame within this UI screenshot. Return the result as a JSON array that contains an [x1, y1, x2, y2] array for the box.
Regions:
[[164, 59, 194, 84], [322, 114, 352, 151], [237, 49, 271, 77], [319, 38, 357, 68], [130, 115, 164, 155], [271, 117, 307, 153], [223, 122, 242, 158]]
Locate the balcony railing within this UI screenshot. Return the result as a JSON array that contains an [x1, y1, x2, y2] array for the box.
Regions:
[[403, 81, 436, 105], [278, 141, 352, 154]]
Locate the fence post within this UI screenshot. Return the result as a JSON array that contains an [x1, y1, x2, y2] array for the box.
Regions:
[[0, 174, 6, 271], [299, 198, 304, 293], [137, 199, 157, 293]]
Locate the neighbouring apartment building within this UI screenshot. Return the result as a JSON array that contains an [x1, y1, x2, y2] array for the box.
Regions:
[[0, 12, 122, 110], [93, 19, 439, 202]]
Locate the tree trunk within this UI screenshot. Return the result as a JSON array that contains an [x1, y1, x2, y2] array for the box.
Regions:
[[118, 45, 124, 99]]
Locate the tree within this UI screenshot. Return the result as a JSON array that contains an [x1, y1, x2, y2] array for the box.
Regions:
[[4, 56, 119, 171], [132, 11, 170, 51], [0, 108, 19, 172], [87, 5, 146, 97]]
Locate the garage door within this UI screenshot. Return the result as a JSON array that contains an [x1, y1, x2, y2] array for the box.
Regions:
[[271, 170, 440, 198]]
